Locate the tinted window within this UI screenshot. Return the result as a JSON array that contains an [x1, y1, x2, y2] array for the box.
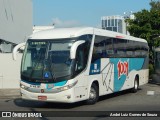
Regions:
[[126, 40, 135, 57], [113, 39, 127, 57], [92, 36, 106, 62], [106, 38, 114, 57], [74, 34, 92, 75], [91, 35, 148, 60]]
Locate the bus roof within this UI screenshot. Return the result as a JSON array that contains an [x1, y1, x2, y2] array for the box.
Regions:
[[29, 27, 147, 43]]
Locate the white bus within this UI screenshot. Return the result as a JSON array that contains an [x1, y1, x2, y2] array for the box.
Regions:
[[19, 27, 149, 104]]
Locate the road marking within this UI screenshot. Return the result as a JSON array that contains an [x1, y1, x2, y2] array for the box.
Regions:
[[147, 91, 155, 95]]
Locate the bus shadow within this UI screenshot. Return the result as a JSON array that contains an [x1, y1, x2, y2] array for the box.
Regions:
[[98, 88, 142, 102], [13, 98, 86, 109]]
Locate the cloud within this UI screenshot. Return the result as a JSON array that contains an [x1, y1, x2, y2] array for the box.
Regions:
[[52, 18, 81, 28]]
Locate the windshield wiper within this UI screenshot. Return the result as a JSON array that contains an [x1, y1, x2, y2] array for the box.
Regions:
[[49, 61, 57, 81]]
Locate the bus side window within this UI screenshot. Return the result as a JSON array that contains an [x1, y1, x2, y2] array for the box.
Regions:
[[75, 42, 90, 73], [105, 38, 114, 57], [75, 45, 84, 71], [113, 38, 127, 58], [91, 36, 107, 62], [92, 46, 101, 62]]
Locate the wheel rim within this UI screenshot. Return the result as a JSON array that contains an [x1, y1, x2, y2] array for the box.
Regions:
[[89, 87, 96, 100], [135, 80, 138, 90]]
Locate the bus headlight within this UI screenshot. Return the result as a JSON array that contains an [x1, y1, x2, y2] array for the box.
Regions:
[[56, 80, 78, 92], [20, 83, 29, 90]]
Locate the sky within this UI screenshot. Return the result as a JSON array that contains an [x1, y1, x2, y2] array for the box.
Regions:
[[32, 0, 151, 28]]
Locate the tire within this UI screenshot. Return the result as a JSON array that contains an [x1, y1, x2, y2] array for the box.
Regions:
[[131, 77, 139, 93], [86, 83, 99, 105]]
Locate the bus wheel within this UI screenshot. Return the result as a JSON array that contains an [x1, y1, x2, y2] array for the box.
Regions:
[[86, 83, 99, 105], [131, 76, 139, 93]]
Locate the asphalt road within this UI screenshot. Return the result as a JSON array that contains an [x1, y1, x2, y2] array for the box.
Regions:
[[0, 83, 160, 120]]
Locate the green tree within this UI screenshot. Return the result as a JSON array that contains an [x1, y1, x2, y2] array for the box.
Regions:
[[126, 0, 160, 60]]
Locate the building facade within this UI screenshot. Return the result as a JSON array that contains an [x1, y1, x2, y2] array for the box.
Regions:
[[101, 15, 127, 34], [0, 0, 32, 53], [0, 0, 32, 89]]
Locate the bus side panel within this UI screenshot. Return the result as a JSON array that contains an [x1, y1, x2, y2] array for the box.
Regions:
[[89, 58, 114, 96], [101, 58, 114, 95], [138, 69, 149, 86], [120, 69, 148, 91], [89, 57, 148, 97], [72, 74, 89, 102], [88, 59, 105, 96], [109, 58, 145, 92]]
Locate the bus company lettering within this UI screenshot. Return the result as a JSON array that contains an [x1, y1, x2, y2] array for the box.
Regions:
[[117, 60, 129, 79]]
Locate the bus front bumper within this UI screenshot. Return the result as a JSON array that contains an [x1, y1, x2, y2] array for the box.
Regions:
[[20, 88, 75, 103]]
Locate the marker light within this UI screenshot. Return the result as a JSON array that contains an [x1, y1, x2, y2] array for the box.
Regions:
[[116, 35, 124, 39]]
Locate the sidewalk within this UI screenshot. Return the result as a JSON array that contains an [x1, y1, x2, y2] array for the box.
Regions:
[[0, 89, 20, 99]]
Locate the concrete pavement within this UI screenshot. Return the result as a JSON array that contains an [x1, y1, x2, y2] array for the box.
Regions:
[[0, 89, 20, 99]]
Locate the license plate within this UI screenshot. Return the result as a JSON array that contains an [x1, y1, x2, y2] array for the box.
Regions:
[[38, 96, 47, 101]]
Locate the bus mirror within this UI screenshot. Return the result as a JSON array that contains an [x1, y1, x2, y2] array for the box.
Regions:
[[12, 42, 26, 60], [70, 40, 85, 59]]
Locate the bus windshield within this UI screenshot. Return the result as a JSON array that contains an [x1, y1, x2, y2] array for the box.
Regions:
[[21, 39, 75, 83]]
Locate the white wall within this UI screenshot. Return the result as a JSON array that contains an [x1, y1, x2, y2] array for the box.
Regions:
[[0, 0, 32, 89], [0, 53, 22, 89], [0, 0, 32, 44]]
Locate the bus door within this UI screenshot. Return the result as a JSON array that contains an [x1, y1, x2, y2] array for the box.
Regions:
[[73, 41, 91, 99]]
